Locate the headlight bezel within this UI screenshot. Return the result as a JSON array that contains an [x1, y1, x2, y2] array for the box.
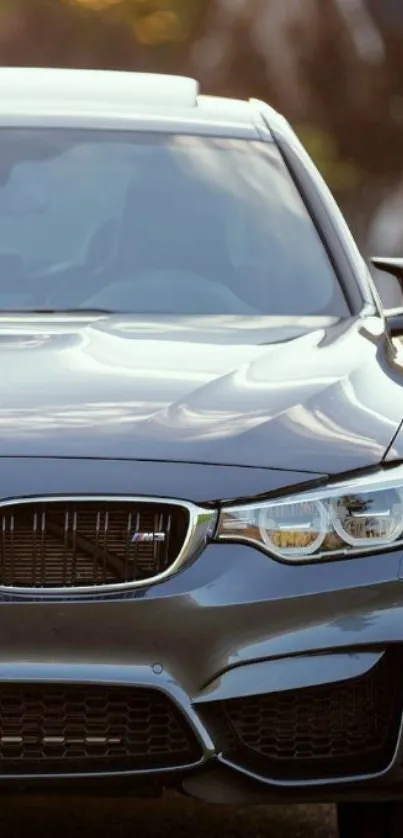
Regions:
[[215, 467, 403, 564]]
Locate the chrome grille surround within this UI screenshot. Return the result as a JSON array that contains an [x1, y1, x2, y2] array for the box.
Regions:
[[0, 495, 217, 596]]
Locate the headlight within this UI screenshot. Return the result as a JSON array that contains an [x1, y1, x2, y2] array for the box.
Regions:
[[216, 468, 403, 562]]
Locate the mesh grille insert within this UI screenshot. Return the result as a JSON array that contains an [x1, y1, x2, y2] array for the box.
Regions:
[[0, 683, 201, 774], [201, 650, 403, 782], [0, 500, 189, 588]]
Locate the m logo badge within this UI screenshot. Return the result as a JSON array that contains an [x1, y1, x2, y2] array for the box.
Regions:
[[131, 532, 166, 543]]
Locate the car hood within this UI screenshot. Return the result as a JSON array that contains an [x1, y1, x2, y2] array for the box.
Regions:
[[0, 313, 401, 475]]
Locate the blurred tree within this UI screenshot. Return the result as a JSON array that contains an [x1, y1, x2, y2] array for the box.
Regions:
[[0, 0, 213, 72], [292, 0, 403, 245], [295, 124, 363, 194], [0, 0, 400, 248], [368, 0, 403, 28]]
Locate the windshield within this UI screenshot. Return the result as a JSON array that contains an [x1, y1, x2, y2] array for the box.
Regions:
[[0, 129, 349, 317]]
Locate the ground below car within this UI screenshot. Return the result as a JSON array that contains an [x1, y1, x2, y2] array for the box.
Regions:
[[0, 795, 336, 837]]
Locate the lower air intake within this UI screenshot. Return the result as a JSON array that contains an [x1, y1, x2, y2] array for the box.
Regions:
[[0, 684, 201, 775], [202, 650, 403, 782]]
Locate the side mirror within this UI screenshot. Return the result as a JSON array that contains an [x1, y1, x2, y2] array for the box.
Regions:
[[370, 257, 403, 337]]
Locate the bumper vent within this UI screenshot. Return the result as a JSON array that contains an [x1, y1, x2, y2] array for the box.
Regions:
[[0, 684, 201, 775], [0, 498, 191, 590], [201, 650, 403, 782]]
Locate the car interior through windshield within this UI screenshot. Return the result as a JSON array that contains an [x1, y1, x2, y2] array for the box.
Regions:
[[0, 129, 349, 317]]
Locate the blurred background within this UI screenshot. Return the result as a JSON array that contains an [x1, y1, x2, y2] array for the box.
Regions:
[[1, 0, 402, 257]]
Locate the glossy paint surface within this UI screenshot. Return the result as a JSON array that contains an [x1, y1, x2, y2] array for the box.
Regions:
[[0, 73, 402, 801], [0, 458, 321, 505], [0, 537, 401, 790], [0, 313, 401, 475]]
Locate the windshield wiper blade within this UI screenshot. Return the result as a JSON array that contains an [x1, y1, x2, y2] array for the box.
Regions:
[[0, 308, 115, 315]]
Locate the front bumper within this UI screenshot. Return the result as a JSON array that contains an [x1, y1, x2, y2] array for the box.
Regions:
[[1, 458, 403, 802], [1, 539, 403, 801]]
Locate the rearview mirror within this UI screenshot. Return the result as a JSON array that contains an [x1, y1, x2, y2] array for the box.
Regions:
[[371, 257, 403, 337]]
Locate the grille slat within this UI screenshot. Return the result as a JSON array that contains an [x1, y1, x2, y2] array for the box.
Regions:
[[62, 510, 69, 586], [0, 684, 200, 774], [0, 500, 189, 590], [202, 651, 403, 782]]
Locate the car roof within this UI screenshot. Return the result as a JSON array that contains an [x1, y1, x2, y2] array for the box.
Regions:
[[0, 67, 272, 139]]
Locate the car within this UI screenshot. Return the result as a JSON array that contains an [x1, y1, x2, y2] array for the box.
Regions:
[[0, 66, 402, 837]]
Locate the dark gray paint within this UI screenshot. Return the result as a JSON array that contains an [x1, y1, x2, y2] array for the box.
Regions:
[[0, 314, 401, 475], [194, 651, 385, 702], [0, 70, 401, 803], [0, 457, 323, 505]]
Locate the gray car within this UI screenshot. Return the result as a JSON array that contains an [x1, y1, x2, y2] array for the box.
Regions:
[[0, 67, 403, 837]]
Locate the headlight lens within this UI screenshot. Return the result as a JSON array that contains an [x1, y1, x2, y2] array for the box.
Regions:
[[216, 468, 403, 562]]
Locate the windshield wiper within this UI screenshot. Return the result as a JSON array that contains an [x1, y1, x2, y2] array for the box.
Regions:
[[0, 308, 115, 315]]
